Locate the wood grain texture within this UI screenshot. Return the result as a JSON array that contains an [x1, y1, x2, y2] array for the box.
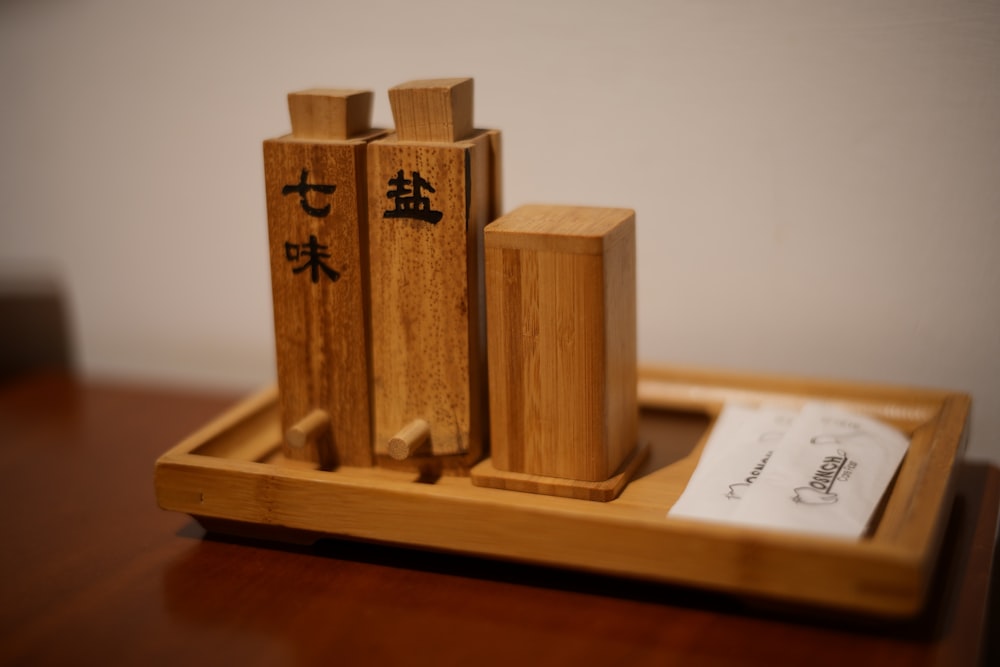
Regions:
[[155, 365, 973, 618], [0, 373, 994, 665], [264, 101, 385, 468], [366, 129, 500, 472], [484, 205, 638, 482]]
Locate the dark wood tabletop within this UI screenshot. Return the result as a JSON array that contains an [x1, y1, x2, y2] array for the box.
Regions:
[[0, 372, 996, 666]]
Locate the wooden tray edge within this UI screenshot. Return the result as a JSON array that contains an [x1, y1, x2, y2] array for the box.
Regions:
[[154, 365, 968, 618]]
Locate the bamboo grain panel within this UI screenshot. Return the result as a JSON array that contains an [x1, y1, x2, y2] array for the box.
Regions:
[[483, 205, 638, 484], [155, 365, 969, 618]]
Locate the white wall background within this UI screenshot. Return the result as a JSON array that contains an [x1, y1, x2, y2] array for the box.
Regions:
[[2, 1, 998, 462]]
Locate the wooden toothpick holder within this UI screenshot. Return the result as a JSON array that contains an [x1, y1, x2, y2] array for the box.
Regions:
[[471, 205, 646, 501], [263, 89, 386, 469], [367, 78, 502, 474]]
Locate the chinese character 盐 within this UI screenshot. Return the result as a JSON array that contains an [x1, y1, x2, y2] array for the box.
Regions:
[[285, 235, 340, 283], [383, 169, 443, 224], [282, 169, 336, 218]]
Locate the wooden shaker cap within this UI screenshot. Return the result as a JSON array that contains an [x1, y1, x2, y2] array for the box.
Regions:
[[287, 89, 373, 140], [388, 78, 474, 143]]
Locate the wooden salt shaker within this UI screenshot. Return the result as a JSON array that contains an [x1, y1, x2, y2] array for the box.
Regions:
[[367, 78, 502, 474]]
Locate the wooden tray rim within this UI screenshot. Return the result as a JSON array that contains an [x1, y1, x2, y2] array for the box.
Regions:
[[154, 364, 969, 618]]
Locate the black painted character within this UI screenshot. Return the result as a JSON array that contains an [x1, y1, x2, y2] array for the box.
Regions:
[[383, 169, 443, 224], [285, 235, 340, 283], [282, 169, 336, 218]]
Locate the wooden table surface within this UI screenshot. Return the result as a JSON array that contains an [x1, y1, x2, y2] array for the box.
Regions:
[[0, 372, 996, 666]]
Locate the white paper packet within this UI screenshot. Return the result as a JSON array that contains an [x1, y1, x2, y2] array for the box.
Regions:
[[730, 402, 910, 538], [667, 404, 796, 523], [667, 402, 910, 540]]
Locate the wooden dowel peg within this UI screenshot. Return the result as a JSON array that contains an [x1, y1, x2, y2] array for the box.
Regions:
[[286, 409, 331, 448], [388, 419, 431, 461]]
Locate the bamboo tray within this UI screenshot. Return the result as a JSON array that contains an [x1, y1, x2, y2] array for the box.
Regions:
[[154, 365, 969, 618]]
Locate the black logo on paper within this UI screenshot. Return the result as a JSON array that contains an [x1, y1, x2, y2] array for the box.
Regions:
[[725, 449, 774, 500], [792, 449, 857, 505]]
